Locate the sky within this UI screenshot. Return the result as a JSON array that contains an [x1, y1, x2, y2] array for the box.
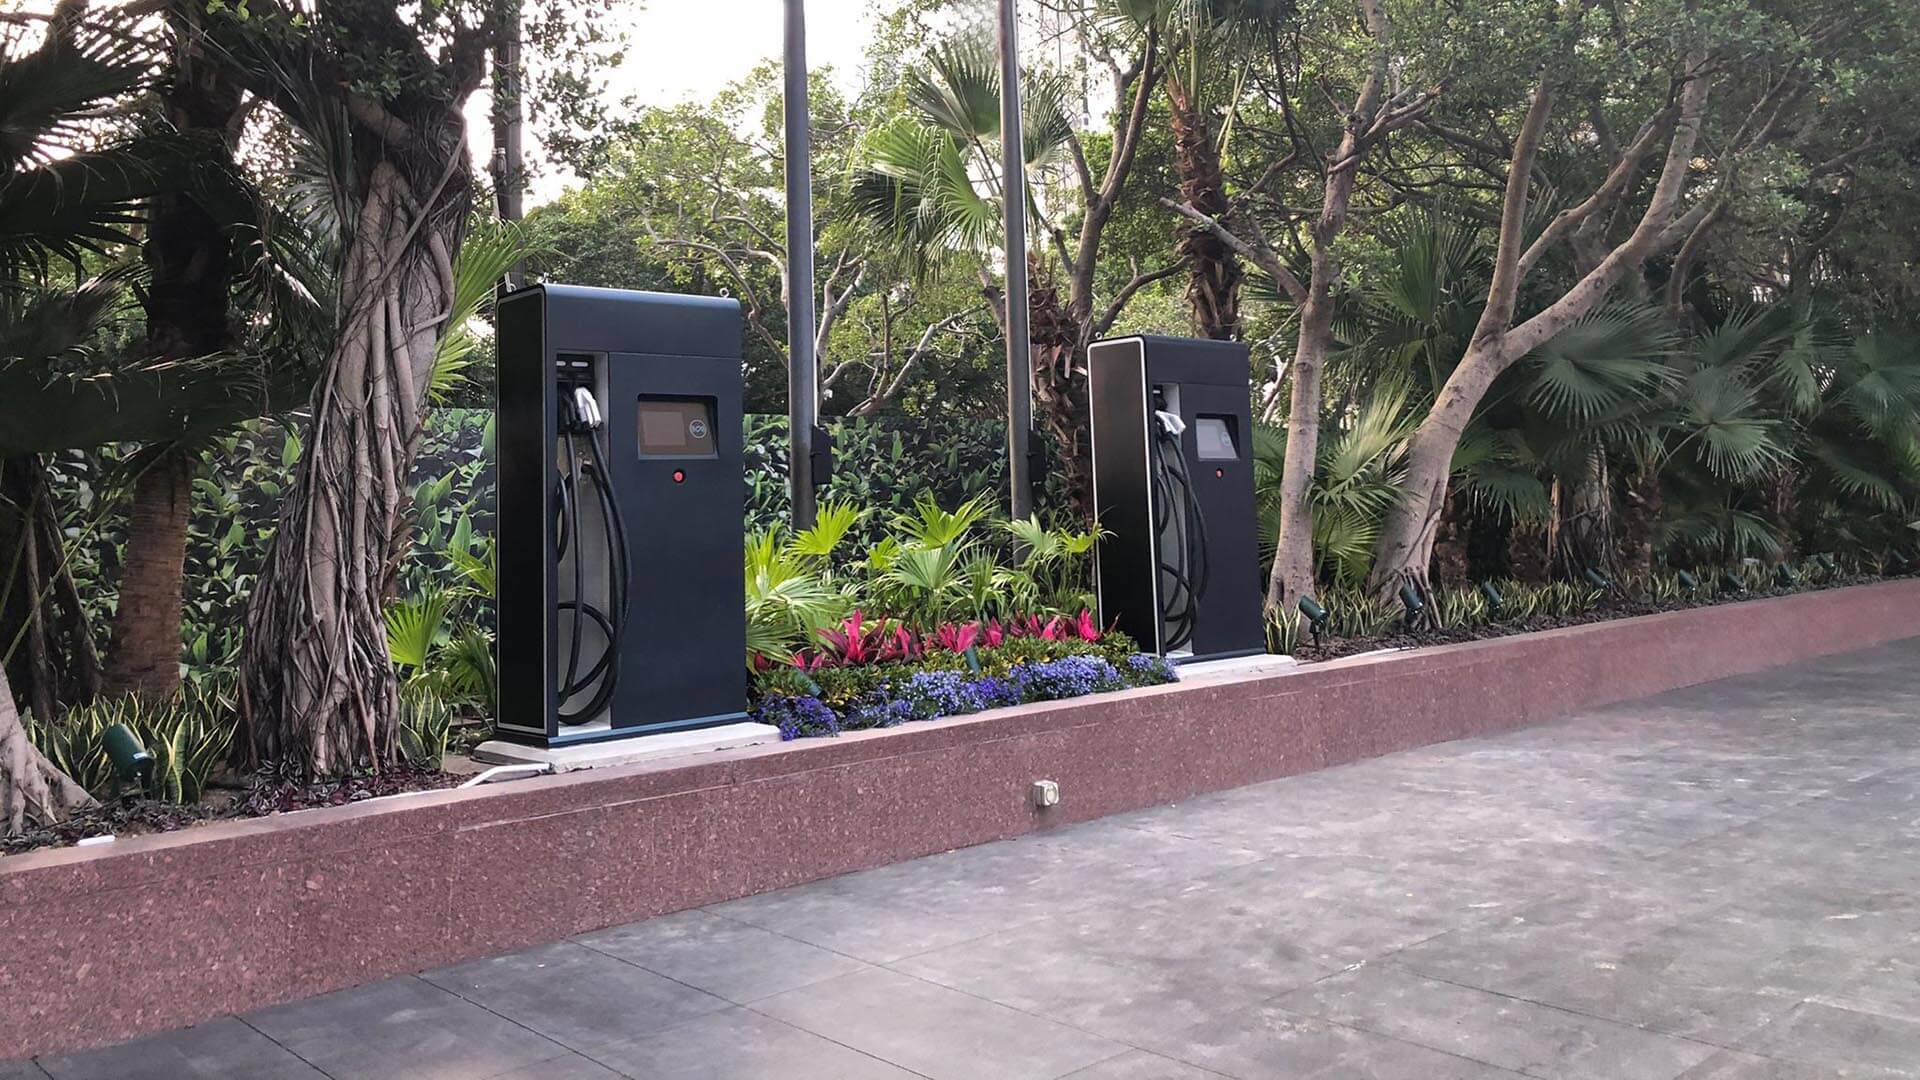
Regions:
[[478, 1, 881, 205]]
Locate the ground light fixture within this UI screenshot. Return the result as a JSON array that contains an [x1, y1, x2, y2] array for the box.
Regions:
[[1720, 569, 1747, 593], [1675, 569, 1700, 594], [1583, 566, 1614, 593], [101, 722, 153, 796], [1297, 595, 1330, 646], [1477, 580, 1504, 613], [1398, 580, 1426, 630], [1775, 563, 1797, 588]]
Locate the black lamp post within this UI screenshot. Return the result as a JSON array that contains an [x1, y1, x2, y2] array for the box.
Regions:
[[784, 0, 821, 530]]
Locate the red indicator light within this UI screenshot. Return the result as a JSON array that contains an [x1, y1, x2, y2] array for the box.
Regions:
[[1214, 468, 1225, 478], [672, 469, 686, 483]]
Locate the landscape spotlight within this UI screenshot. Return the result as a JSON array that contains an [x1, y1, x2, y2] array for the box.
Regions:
[[1720, 569, 1746, 593], [101, 722, 153, 796], [1477, 580, 1504, 613], [1397, 580, 1426, 630], [1297, 595, 1330, 647], [1582, 566, 1614, 593], [1675, 569, 1699, 594], [1775, 563, 1797, 588], [1890, 550, 1911, 574]]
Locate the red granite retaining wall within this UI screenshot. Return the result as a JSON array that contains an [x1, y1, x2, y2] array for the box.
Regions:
[[5, 579, 1919, 1059]]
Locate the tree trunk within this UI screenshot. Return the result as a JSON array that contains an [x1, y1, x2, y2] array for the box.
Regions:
[[1368, 338, 1507, 595], [1553, 449, 1612, 578], [1027, 257, 1092, 519], [1508, 516, 1552, 583], [239, 159, 463, 774], [103, 453, 195, 698], [0, 663, 94, 836], [1430, 488, 1472, 588], [1167, 83, 1241, 341], [1617, 466, 1660, 578], [1369, 52, 1711, 597], [102, 15, 244, 701], [1266, 339, 1322, 613], [1, 457, 102, 719], [1262, 0, 1393, 612]]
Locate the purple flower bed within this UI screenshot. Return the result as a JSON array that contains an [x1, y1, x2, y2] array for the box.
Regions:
[[755, 651, 1177, 741]]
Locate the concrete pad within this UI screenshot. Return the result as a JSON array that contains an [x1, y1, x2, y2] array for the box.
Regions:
[[471, 721, 779, 771], [1172, 652, 1299, 682]]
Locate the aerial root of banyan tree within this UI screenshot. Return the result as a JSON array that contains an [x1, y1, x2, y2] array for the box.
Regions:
[[0, 666, 93, 835], [238, 161, 458, 776]]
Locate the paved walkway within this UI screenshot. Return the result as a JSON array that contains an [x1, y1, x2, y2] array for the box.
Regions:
[[12, 640, 1920, 1080]]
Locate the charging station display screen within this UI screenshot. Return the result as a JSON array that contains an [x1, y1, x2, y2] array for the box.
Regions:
[[1194, 415, 1239, 460], [637, 397, 718, 457]]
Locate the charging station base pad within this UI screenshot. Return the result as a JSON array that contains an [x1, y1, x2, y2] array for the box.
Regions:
[[472, 722, 781, 773]]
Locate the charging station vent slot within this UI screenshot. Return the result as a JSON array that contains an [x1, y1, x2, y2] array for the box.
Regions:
[[556, 352, 598, 389]]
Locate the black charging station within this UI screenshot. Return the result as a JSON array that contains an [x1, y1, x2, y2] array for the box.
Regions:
[[494, 284, 749, 748], [1088, 335, 1264, 662]]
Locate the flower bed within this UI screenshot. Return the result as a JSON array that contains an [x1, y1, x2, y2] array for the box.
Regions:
[[752, 611, 1177, 740]]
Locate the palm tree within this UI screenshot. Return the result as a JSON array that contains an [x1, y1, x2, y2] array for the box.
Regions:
[[1254, 390, 1411, 588], [1156, 0, 1294, 340], [852, 20, 1168, 515], [0, 2, 210, 829]]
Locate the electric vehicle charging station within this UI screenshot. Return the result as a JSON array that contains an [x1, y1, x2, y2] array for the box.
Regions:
[[1088, 335, 1265, 662], [493, 284, 751, 748]]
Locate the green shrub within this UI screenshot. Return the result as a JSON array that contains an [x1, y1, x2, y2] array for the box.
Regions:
[[398, 688, 456, 770], [1265, 609, 1304, 654], [27, 687, 234, 803]]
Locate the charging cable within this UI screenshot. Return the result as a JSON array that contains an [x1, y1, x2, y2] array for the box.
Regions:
[[553, 383, 632, 725], [1150, 403, 1210, 652]]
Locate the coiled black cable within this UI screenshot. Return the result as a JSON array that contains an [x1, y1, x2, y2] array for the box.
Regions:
[[553, 392, 634, 725], [1152, 420, 1210, 653]]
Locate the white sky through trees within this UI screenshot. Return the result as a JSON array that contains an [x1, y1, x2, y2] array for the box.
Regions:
[[474, 1, 878, 205], [9, 0, 876, 207]]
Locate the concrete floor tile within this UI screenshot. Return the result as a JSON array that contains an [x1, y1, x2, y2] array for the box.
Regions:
[[35, 1018, 324, 1080], [0, 1065, 47, 1080], [891, 906, 1330, 1046], [704, 875, 1028, 962], [1056, 1049, 1225, 1079], [575, 909, 871, 1003], [1738, 1001, 1920, 1073], [752, 967, 1124, 1080], [1815, 955, 1920, 1023], [421, 941, 731, 1052], [1277, 965, 1721, 1079], [1674, 1049, 1913, 1079], [244, 976, 566, 1080], [587, 1007, 918, 1079], [483, 1052, 626, 1078], [1139, 1003, 1528, 1079]]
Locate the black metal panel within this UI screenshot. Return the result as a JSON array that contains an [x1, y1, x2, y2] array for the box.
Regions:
[[495, 288, 554, 738], [1173, 381, 1265, 658], [1089, 339, 1159, 652], [605, 352, 746, 731]]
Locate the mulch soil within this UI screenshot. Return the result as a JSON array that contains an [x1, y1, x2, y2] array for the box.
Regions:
[[2, 763, 461, 857]]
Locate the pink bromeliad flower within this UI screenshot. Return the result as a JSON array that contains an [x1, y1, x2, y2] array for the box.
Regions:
[[932, 621, 981, 654]]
